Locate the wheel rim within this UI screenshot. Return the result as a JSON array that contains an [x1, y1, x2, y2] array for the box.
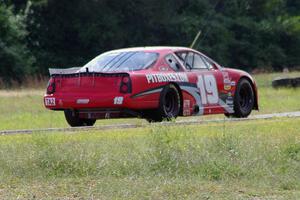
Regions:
[[164, 90, 178, 116], [239, 84, 252, 112]]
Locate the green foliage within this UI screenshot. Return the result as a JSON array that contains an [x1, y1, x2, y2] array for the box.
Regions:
[[0, 0, 300, 82], [25, 0, 300, 73], [0, 3, 35, 84]]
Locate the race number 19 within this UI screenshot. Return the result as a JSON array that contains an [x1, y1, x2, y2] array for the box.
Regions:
[[197, 75, 219, 105]]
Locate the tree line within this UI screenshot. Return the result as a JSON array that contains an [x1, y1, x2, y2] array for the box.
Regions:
[[0, 0, 299, 84]]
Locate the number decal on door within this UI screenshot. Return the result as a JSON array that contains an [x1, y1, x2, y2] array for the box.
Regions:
[[197, 75, 219, 104]]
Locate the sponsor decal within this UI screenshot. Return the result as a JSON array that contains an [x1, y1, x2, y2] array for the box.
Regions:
[[146, 73, 188, 83], [114, 97, 124, 105], [224, 79, 231, 84], [222, 72, 230, 80], [45, 97, 56, 106], [224, 85, 231, 91], [226, 96, 234, 108], [76, 99, 90, 104], [158, 66, 169, 71], [222, 72, 232, 91], [183, 100, 191, 116], [231, 81, 236, 86]]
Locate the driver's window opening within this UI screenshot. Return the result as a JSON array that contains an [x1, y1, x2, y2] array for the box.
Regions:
[[165, 54, 182, 72]]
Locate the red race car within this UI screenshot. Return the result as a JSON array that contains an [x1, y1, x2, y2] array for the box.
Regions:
[[44, 47, 258, 127]]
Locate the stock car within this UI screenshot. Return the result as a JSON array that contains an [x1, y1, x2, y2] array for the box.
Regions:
[[44, 47, 258, 127]]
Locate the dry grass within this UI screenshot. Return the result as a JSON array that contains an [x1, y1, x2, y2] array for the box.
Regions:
[[0, 89, 44, 97], [0, 75, 48, 90]]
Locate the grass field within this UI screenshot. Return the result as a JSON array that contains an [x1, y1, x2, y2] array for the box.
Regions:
[[0, 118, 299, 199], [0, 72, 300, 130], [0, 72, 299, 199]]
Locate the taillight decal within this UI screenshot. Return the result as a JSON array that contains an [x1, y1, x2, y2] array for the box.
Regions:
[[120, 76, 132, 94], [46, 77, 56, 94]]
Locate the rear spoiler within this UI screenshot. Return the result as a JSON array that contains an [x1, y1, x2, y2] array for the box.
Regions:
[[49, 67, 81, 76], [49, 67, 130, 78]]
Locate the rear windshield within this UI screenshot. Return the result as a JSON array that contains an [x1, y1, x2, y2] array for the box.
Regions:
[[81, 51, 159, 72]]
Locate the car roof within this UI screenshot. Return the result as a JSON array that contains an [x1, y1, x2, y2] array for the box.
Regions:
[[106, 46, 193, 53], [102, 46, 221, 68]]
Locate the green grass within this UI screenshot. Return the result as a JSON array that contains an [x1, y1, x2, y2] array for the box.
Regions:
[[0, 118, 299, 199], [0, 72, 300, 130], [254, 71, 300, 87], [254, 71, 300, 114]]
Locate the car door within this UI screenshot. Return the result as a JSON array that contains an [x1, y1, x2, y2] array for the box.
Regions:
[[176, 51, 226, 115]]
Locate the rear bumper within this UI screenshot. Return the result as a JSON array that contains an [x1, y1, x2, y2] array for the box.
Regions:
[[44, 93, 158, 111]]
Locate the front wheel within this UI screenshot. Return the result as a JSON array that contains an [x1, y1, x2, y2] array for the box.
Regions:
[[64, 110, 96, 127], [146, 84, 181, 122], [226, 78, 255, 118]]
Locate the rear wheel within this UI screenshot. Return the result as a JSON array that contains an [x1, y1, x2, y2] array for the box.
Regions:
[[64, 110, 96, 127], [146, 84, 181, 122], [225, 78, 254, 118]]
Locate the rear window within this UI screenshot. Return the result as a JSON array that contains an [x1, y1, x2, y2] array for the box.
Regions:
[[81, 51, 159, 72]]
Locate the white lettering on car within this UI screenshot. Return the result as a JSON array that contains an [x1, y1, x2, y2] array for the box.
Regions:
[[114, 97, 124, 105], [146, 73, 188, 83], [197, 75, 219, 105], [183, 100, 191, 116], [45, 98, 56, 106]]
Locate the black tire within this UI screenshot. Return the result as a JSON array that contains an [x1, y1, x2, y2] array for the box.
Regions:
[[64, 110, 96, 127], [272, 77, 300, 88], [146, 84, 181, 122], [226, 79, 255, 118]]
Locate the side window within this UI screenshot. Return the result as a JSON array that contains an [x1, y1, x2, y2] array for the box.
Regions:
[[165, 54, 182, 72], [175, 51, 212, 70], [194, 54, 208, 70], [185, 53, 194, 70], [176, 52, 192, 69], [176, 52, 187, 61]]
